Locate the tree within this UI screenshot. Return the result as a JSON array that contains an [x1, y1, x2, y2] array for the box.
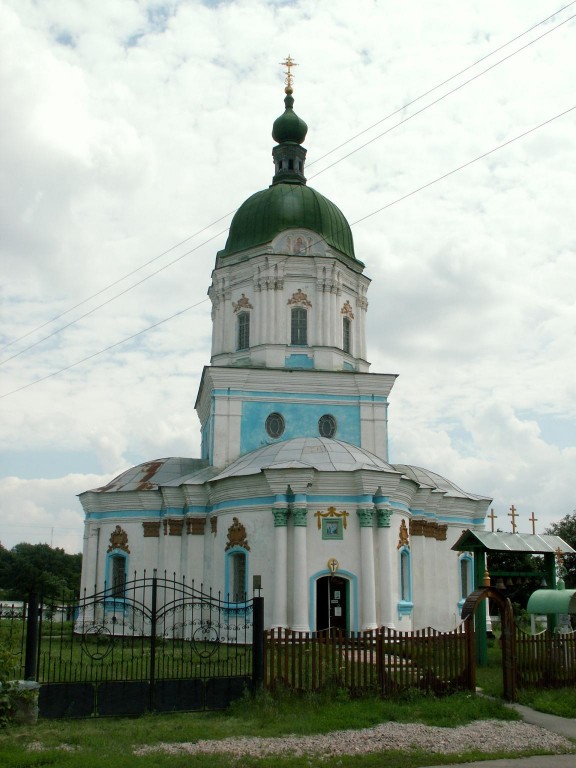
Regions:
[[546, 511, 576, 588], [0, 543, 82, 602]]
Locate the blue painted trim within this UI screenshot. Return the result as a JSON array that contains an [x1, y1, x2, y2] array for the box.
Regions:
[[309, 568, 358, 632], [397, 601, 413, 617], [397, 545, 413, 618], [284, 354, 314, 369], [211, 389, 388, 404], [224, 547, 250, 605], [458, 553, 474, 605], [105, 549, 128, 595]]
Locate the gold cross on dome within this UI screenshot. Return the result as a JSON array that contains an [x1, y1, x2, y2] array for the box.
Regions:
[[508, 504, 518, 534], [529, 511, 538, 535], [279, 55, 298, 90], [487, 508, 497, 533]]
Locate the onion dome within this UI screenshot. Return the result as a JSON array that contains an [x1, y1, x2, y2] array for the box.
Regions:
[[272, 92, 308, 144], [217, 64, 357, 264]]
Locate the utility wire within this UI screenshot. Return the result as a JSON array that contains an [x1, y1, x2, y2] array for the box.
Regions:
[[2, 2, 573, 357], [307, 12, 575, 182], [1, 103, 573, 401], [0, 228, 228, 366], [306, 0, 576, 169]]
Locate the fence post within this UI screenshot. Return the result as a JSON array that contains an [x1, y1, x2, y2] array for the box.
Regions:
[[149, 576, 158, 711], [464, 617, 476, 692], [252, 596, 264, 692], [24, 592, 39, 681]]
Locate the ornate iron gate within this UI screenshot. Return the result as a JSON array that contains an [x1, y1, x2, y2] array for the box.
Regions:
[[19, 576, 263, 718]]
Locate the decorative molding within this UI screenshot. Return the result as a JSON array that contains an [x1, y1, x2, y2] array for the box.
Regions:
[[410, 519, 426, 537], [409, 519, 448, 541], [107, 525, 130, 553], [292, 507, 308, 527], [314, 506, 349, 530], [186, 517, 206, 535], [287, 288, 312, 308], [377, 509, 392, 528], [356, 508, 375, 528], [232, 293, 253, 313], [397, 519, 410, 550], [356, 296, 368, 311], [163, 518, 183, 536], [341, 300, 355, 319], [272, 508, 289, 527], [142, 521, 161, 538], [225, 517, 250, 551]]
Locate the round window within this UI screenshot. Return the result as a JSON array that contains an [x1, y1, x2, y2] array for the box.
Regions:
[[318, 414, 337, 438], [265, 412, 285, 439]]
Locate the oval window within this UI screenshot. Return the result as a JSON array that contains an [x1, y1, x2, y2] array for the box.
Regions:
[[318, 414, 337, 438], [265, 412, 285, 439]]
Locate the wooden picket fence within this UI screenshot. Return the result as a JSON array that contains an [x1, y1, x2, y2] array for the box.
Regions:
[[516, 628, 576, 688], [265, 621, 474, 697]]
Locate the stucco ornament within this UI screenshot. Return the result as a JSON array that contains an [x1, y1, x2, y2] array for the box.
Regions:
[[107, 525, 130, 553], [287, 288, 312, 307], [397, 519, 409, 550], [225, 517, 251, 551]]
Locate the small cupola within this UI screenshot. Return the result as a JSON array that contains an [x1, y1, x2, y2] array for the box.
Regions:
[[272, 56, 307, 185]]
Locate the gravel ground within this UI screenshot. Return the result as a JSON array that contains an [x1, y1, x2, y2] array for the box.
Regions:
[[133, 720, 574, 758]]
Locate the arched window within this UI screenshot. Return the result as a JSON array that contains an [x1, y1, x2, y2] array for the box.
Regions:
[[237, 311, 250, 350], [110, 554, 126, 598], [398, 546, 413, 617], [291, 307, 307, 345], [459, 554, 473, 607], [227, 550, 247, 603], [342, 317, 351, 354]]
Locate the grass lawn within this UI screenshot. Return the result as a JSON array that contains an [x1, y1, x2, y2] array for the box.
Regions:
[[0, 689, 571, 768]]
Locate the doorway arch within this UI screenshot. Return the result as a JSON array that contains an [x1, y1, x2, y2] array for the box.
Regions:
[[461, 587, 516, 701]]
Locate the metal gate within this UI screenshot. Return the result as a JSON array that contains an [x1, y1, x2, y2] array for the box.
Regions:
[[16, 576, 263, 718]]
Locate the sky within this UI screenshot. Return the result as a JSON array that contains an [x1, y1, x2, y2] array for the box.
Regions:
[[1, 0, 575, 554]]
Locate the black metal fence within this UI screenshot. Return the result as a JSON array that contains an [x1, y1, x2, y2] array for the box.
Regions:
[[1, 575, 264, 718]]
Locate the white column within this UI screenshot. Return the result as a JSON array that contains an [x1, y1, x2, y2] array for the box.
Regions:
[[357, 508, 377, 630], [272, 508, 289, 628], [377, 507, 395, 628], [292, 507, 310, 632]]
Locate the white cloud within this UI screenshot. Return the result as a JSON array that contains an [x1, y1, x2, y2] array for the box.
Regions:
[[1, 0, 575, 551]]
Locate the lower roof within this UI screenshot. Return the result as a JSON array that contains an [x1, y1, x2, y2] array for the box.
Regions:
[[452, 529, 575, 555]]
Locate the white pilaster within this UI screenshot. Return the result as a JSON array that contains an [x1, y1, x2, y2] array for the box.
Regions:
[[357, 508, 377, 630], [272, 508, 289, 628], [292, 507, 310, 632]]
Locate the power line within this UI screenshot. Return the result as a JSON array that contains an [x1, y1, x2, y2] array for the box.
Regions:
[[306, 0, 576, 170], [1, 103, 573, 401], [2, 3, 573, 358], [307, 12, 575, 182]]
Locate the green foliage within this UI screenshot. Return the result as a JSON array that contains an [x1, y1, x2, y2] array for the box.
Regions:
[[517, 686, 576, 718], [0, 543, 81, 602], [546, 511, 576, 587]]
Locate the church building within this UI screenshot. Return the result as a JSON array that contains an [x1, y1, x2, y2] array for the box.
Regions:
[[79, 65, 491, 634]]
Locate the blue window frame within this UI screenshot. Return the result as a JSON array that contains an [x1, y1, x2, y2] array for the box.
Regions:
[[397, 546, 413, 617], [225, 548, 248, 604], [458, 554, 473, 610]]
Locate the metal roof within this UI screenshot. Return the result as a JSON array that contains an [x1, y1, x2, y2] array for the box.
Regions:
[[527, 588, 576, 614], [452, 529, 575, 554]]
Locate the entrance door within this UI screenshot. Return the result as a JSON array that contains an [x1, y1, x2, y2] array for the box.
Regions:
[[316, 575, 348, 633]]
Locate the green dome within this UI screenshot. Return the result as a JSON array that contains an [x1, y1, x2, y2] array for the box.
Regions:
[[272, 94, 308, 144], [220, 183, 357, 261]]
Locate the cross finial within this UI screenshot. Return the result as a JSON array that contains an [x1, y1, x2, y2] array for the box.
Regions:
[[508, 504, 518, 534], [487, 508, 497, 533], [279, 55, 298, 93], [529, 511, 538, 535]]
